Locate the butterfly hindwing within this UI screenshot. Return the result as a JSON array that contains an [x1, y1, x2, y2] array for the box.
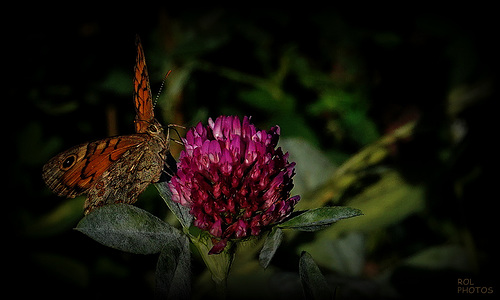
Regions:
[[42, 135, 146, 199], [84, 137, 165, 214]]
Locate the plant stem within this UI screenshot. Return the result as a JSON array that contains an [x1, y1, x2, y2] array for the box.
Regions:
[[191, 235, 234, 299], [213, 274, 228, 300]]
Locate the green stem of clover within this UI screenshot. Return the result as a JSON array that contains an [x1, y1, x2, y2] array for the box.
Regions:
[[189, 228, 234, 299]]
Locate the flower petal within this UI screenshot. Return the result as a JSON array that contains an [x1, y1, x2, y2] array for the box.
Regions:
[[168, 115, 300, 254], [209, 238, 228, 255], [209, 219, 223, 237]]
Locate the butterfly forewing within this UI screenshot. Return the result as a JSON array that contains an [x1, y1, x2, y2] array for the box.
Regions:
[[133, 37, 154, 134]]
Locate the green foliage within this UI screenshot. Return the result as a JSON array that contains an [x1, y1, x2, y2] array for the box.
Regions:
[[259, 227, 284, 269], [155, 235, 191, 300], [279, 207, 363, 232], [155, 181, 192, 229], [76, 204, 182, 255], [76, 204, 191, 299], [299, 251, 335, 300], [74, 183, 361, 297]]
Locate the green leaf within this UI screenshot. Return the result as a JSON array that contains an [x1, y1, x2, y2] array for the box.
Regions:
[[259, 227, 284, 269], [300, 171, 425, 273], [155, 181, 193, 229], [156, 234, 192, 300], [279, 207, 363, 232], [404, 244, 472, 272], [299, 251, 334, 300], [75, 204, 182, 254], [305, 232, 365, 277], [316, 170, 425, 237], [279, 137, 336, 196]]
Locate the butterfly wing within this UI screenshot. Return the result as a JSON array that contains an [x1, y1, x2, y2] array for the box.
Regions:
[[84, 137, 165, 214], [133, 36, 154, 134], [43, 38, 175, 215], [42, 135, 146, 199]]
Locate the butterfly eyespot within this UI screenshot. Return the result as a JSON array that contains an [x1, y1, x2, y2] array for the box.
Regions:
[[61, 155, 77, 170]]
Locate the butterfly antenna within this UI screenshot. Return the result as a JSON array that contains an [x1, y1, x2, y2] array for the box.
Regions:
[[153, 70, 172, 108]]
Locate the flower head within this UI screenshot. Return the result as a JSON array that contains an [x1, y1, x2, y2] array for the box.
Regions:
[[168, 116, 300, 254]]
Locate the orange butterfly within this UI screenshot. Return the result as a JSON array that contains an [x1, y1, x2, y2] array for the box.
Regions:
[[43, 37, 176, 215]]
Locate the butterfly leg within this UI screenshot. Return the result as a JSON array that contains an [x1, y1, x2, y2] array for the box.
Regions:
[[166, 123, 186, 146]]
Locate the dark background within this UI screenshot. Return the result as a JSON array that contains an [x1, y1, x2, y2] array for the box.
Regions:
[[7, 6, 497, 299]]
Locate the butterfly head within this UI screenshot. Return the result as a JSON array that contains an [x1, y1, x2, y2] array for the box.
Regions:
[[146, 119, 163, 134], [139, 118, 169, 147]]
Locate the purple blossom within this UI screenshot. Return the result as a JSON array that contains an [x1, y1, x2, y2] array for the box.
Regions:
[[168, 116, 300, 254]]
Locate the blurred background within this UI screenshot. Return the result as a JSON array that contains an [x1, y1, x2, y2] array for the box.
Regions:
[[7, 6, 497, 299]]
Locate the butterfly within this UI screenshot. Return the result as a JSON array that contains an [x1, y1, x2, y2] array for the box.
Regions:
[[42, 36, 177, 215]]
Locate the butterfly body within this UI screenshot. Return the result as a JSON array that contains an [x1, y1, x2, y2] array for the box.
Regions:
[[43, 38, 175, 215]]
